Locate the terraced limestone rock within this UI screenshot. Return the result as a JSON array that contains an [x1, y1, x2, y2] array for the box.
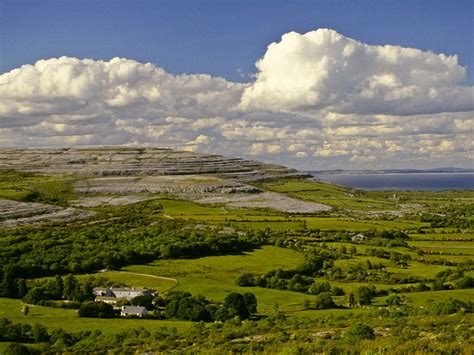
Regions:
[[0, 147, 310, 182], [0, 147, 331, 216], [0, 199, 95, 228]]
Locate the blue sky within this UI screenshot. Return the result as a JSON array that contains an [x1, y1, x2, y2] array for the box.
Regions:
[[1, 0, 473, 83], [0, 0, 472, 169]]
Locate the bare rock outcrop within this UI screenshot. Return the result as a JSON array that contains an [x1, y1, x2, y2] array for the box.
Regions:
[[0, 147, 310, 182], [0, 199, 95, 227]]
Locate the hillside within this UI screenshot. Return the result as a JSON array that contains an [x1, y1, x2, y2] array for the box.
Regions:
[[0, 147, 330, 227], [0, 147, 473, 354]]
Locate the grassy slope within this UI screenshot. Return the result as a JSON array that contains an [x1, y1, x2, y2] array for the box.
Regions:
[[0, 298, 193, 333], [123, 246, 310, 313]]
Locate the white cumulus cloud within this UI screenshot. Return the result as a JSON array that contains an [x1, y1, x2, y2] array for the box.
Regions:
[[240, 28, 473, 115], [0, 29, 472, 170]]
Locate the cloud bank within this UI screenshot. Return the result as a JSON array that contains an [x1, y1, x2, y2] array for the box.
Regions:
[[0, 29, 472, 169], [240, 29, 473, 115]]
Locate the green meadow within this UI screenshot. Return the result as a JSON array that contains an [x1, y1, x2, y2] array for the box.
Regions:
[[0, 298, 193, 333], [0, 174, 472, 353]]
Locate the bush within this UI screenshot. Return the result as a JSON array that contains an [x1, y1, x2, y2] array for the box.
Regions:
[[386, 294, 403, 306], [345, 323, 375, 340], [78, 301, 115, 318], [314, 292, 336, 309], [428, 298, 470, 315], [332, 287, 345, 296], [456, 276, 474, 289], [3, 343, 33, 355], [309, 281, 331, 295], [355, 286, 376, 305], [236, 273, 255, 287]]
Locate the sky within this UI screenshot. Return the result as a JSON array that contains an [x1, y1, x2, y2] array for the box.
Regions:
[[0, 0, 473, 169]]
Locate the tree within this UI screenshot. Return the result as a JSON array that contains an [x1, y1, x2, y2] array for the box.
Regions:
[[17, 279, 29, 298], [348, 293, 356, 307], [309, 281, 331, 295], [243, 293, 257, 314], [1, 267, 18, 298], [176, 297, 211, 322], [386, 294, 403, 306], [79, 280, 94, 302], [314, 292, 336, 309], [63, 274, 78, 301], [298, 254, 324, 275], [22, 305, 29, 316], [131, 295, 154, 310], [32, 323, 50, 342], [456, 276, 474, 289], [345, 323, 375, 340], [332, 287, 345, 296], [54, 275, 64, 299], [236, 273, 255, 287], [355, 286, 376, 306], [3, 343, 31, 355], [23, 287, 46, 305], [78, 301, 114, 318], [222, 293, 250, 320]]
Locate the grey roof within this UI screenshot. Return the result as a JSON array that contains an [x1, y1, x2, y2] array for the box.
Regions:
[[121, 306, 147, 313], [111, 288, 151, 292]]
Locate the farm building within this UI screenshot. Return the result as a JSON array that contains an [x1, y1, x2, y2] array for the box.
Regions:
[[120, 306, 148, 317], [93, 287, 155, 300], [94, 296, 123, 305]]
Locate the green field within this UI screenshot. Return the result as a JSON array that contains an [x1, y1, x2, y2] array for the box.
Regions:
[[260, 180, 399, 211], [409, 233, 474, 241], [122, 246, 311, 313], [0, 171, 473, 353], [0, 298, 194, 333]]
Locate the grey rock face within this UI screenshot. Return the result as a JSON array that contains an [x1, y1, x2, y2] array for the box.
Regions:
[[0, 199, 95, 228], [0, 147, 310, 182], [0, 147, 330, 219]]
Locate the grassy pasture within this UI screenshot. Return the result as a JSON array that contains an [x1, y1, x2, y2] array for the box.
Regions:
[[0, 170, 78, 205], [333, 256, 450, 279], [421, 254, 473, 263], [260, 180, 399, 211], [122, 246, 311, 312], [409, 233, 474, 241], [86, 271, 177, 291], [383, 261, 451, 279], [212, 220, 304, 231], [0, 298, 193, 333], [403, 289, 474, 306], [407, 240, 474, 255], [324, 242, 416, 256]]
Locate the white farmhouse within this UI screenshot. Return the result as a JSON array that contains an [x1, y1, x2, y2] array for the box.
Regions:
[[120, 306, 148, 317]]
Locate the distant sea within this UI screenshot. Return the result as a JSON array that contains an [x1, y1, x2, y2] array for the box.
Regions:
[[310, 172, 474, 191]]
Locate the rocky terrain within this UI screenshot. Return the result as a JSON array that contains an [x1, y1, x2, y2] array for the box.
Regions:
[[0, 199, 95, 228], [0, 147, 309, 182], [0, 147, 330, 225]]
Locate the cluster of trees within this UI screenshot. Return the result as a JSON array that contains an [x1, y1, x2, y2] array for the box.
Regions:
[[78, 301, 115, 318], [236, 252, 335, 293], [383, 297, 473, 317], [78, 291, 258, 322], [431, 268, 474, 291], [420, 211, 473, 229], [0, 205, 267, 279], [1, 295, 472, 354], [161, 291, 257, 322], [348, 286, 387, 306], [1, 274, 95, 307], [364, 248, 412, 264], [0, 317, 104, 354]]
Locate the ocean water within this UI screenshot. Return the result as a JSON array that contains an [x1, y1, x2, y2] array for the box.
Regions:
[[311, 173, 474, 191]]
